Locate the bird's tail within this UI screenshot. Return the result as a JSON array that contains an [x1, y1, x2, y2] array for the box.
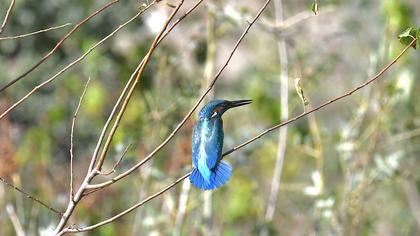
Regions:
[[189, 161, 232, 190]]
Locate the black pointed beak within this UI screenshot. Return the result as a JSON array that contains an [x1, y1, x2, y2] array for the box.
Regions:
[[227, 99, 252, 109]]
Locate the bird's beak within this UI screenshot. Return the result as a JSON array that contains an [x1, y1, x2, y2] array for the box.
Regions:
[[227, 99, 252, 109]]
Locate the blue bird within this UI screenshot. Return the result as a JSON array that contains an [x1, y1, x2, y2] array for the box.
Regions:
[[189, 99, 252, 190]]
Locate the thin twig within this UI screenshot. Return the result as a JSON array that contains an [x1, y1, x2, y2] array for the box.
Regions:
[[0, 177, 62, 216], [70, 77, 91, 198], [0, 23, 71, 40], [80, 38, 417, 230], [0, 1, 155, 120], [100, 143, 132, 176], [86, 0, 272, 190], [0, 0, 120, 93], [0, 0, 15, 34]]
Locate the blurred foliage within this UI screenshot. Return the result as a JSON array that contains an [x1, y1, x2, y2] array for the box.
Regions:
[[0, 0, 419, 235]]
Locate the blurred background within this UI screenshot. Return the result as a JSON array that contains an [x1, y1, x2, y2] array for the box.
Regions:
[[0, 0, 419, 235]]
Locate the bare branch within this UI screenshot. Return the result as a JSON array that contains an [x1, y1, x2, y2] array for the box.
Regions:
[[0, 177, 62, 216], [70, 77, 91, 198], [0, 0, 120, 93], [0, 23, 71, 40], [87, 0, 273, 190], [0, 0, 15, 34], [0, 2, 155, 119]]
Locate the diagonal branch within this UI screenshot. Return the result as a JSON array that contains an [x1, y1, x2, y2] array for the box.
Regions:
[[0, 23, 71, 40], [0, 0, 120, 93], [0, 177, 62, 216], [0, 0, 15, 35], [86, 0, 273, 191]]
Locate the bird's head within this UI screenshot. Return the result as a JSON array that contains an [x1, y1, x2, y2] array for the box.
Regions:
[[198, 99, 252, 120]]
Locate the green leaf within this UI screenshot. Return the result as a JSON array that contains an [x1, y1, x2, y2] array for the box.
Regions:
[[398, 27, 417, 49], [311, 1, 318, 15]]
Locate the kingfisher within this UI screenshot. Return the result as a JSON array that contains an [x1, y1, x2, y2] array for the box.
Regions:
[[189, 99, 252, 190]]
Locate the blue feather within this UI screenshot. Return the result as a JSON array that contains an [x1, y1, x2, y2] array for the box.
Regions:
[[189, 161, 232, 190]]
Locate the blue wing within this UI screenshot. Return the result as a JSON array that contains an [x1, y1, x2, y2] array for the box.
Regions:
[[191, 119, 224, 177], [203, 119, 223, 169], [191, 121, 202, 168]]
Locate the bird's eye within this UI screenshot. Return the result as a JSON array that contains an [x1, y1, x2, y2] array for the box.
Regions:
[[211, 111, 218, 119]]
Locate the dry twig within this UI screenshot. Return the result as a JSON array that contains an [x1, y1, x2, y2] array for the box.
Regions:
[[0, 0, 15, 34], [70, 77, 91, 198], [0, 23, 71, 40], [0, 177, 62, 216]]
